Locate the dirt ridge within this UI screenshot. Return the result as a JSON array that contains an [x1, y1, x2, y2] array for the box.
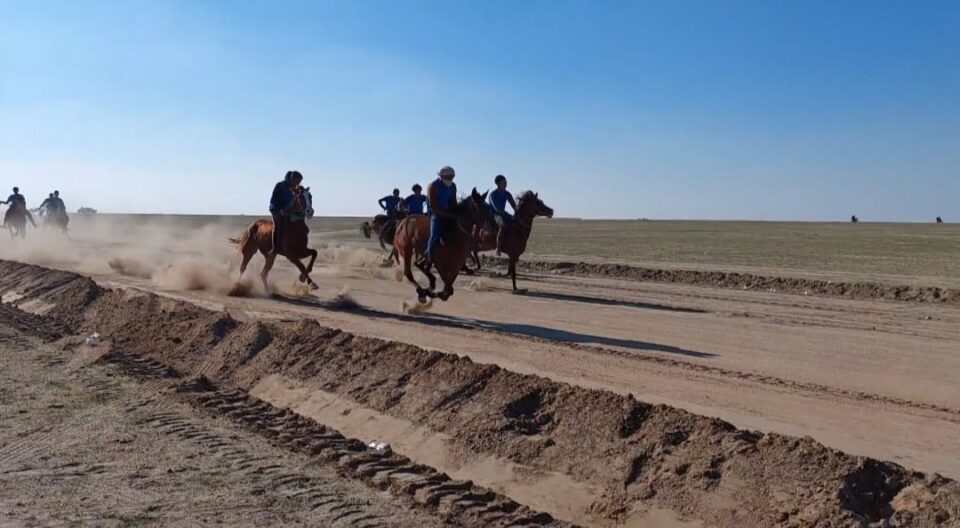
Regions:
[[485, 257, 960, 305], [1, 259, 958, 526]]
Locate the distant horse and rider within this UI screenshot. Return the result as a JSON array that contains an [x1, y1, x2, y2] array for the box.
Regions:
[[39, 191, 70, 235], [231, 171, 319, 293], [361, 184, 428, 263], [1, 187, 36, 239]]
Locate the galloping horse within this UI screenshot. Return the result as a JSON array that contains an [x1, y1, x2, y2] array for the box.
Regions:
[[42, 208, 70, 236], [471, 191, 554, 292], [230, 187, 319, 293], [4, 203, 34, 239], [361, 212, 406, 261], [393, 189, 487, 303]]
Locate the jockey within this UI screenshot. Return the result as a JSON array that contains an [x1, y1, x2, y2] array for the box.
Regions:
[[39, 193, 55, 216], [426, 166, 457, 266], [379, 189, 403, 218], [52, 190, 65, 212], [1, 187, 34, 227], [403, 184, 428, 215], [488, 175, 517, 256], [269, 170, 303, 253]]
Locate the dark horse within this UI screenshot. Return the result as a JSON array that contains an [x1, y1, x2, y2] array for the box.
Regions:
[[393, 189, 486, 303], [470, 191, 554, 292], [230, 187, 319, 293], [361, 213, 406, 262], [4, 203, 35, 240], [42, 208, 70, 236]]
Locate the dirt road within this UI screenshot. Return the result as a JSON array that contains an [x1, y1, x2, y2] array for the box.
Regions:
[[2, 224, 960, 526], [83, 253, 960, 483]]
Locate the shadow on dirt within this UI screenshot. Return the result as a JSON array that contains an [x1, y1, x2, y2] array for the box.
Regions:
[[271, 294, 715, 359], [518, 290, 708, 314]]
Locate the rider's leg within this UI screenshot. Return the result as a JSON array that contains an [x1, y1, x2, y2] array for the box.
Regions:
[[426, 214, 441, 265], [270, 211, 283, 253], [495, 215, 507, 256]]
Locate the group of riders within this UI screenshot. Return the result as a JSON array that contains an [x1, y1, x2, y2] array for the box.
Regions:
[[372, 167, 518, 261], [0, 187, 70, 235]]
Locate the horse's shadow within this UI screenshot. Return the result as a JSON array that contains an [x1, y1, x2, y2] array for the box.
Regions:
[[515, 290, 708, 314], [270, 294, 714, 359]]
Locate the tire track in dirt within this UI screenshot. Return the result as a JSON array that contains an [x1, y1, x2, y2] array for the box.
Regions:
[[100, 349, 568, 528]]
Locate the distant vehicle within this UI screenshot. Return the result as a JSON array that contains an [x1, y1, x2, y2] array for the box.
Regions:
[[77, 207, 97, 215]]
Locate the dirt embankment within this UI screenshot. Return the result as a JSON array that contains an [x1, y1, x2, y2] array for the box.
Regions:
[[1, 259, 958, 527], [488, 257, 960, 305]]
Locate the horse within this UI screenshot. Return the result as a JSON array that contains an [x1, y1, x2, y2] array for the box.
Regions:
[[470, 191, 554, 293], [230, 187, 319, 293], [4, 203, 34, 240], [393, 189, 487, 303], [42, 208, 70, 236], [361, 212, 406, 262], [936, 216, 944, 224]]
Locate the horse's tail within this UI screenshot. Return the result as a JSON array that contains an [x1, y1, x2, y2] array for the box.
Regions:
[[360, 221, 373, 239], [228, 222, 259, 250]]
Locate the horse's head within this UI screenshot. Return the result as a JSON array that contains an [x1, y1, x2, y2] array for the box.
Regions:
[[517, 191, 554, 220], [295, 186, 315, 220], [451, 188, 488, 230]]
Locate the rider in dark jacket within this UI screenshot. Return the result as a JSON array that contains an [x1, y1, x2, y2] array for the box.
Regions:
[[270, 171, 303, 253]]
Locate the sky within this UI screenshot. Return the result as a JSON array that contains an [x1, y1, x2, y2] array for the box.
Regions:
[[1, 0, 958, 220]]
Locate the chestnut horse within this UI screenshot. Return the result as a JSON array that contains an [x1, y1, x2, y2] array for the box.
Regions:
[[471, 191, 554, 292], [360, 212, 406, 262], [393, 188, 486, 303], [230, 187, 319, 293]]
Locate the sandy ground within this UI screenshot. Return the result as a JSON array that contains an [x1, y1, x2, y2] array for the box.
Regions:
[[89, 253, 960, 481], [2, 222, 959, 526], [0, 324, 445, 527]]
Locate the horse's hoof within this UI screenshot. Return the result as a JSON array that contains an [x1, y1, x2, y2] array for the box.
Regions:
[[298, 273, 307, 283], [309, 283, 319, 291]]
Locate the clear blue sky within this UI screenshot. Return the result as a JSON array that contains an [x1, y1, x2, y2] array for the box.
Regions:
[[1, 1, 958, 220]]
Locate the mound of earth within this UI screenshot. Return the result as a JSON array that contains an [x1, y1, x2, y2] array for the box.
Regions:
[[484, 257, 959, 305], [1, 259, 958, 526]]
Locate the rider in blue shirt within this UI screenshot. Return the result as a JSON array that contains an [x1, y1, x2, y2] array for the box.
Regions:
[[402, 184, 428, 215], [426, 166, 457, 266], [379, 189, 403, 218], [488, 175, 517, 256], [269, 171, 303, 253], [1, 187, 34, 227]]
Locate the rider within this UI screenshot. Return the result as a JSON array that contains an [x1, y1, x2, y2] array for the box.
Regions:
[[39, 193, 55, 216], [488, 175, 517, 256], [52, 190, 65, 212], [378, 188, 403, 219], [1, 187, 35, 227], [426, 166, 457, 266], [402, 184, 428, 215], [269, 171, 303, 253]]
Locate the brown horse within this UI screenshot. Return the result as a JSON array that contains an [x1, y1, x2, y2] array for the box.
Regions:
[[230, 187, 319, 293], [471, 191, 554, 292], [393, 189, 486, 303]]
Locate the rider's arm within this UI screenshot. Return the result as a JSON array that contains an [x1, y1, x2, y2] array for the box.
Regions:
[[506, 192, 517, 213], [427, 184, 448, 218], [378, 197, 389, 210]]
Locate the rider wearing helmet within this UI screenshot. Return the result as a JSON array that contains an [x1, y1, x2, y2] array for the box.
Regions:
[[379, 188, 403, 219], [270, 171, 303, 253], [488, 175, 517, 256], [426, 166, 457, 265], [403, 184, 428, 215]]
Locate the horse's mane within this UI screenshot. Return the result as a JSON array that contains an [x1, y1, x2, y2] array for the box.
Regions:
[[517, 190, 537, 202]]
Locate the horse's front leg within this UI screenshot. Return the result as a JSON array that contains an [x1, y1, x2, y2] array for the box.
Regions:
[[287, 256, 318, 290], [305, 249, 318, 274]]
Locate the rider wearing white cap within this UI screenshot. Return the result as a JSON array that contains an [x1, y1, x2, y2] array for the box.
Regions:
[[425, 166, 457, 265]]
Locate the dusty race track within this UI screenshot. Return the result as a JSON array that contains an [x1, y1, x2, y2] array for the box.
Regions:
[[1, 220, 960, 527]]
